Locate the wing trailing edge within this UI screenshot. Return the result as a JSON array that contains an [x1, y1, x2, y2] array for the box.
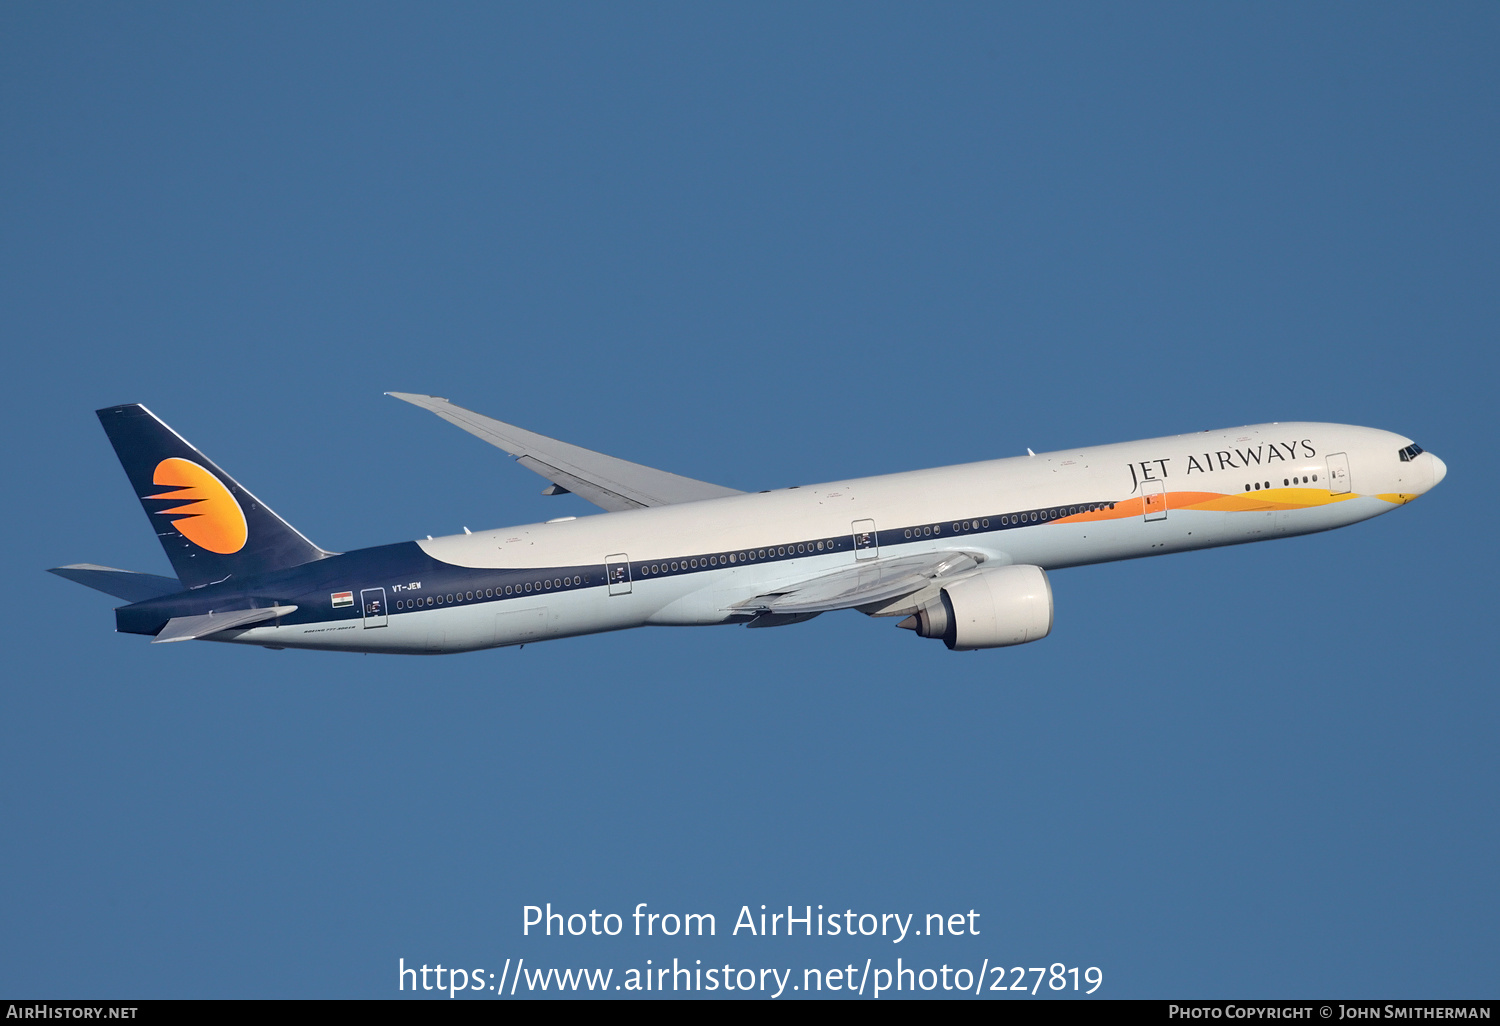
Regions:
[[732, 551, 984, 617], [386, 392, 743, 511]]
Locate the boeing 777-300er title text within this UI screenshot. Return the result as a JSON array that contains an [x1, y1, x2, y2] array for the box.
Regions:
[[50, 395, 1445, 654]]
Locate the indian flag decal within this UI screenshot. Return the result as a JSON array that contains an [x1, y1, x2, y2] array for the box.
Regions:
[[331, 591, 354, 608]]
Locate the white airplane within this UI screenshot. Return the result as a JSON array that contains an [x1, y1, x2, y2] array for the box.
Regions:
[[52, 395, 1445, 654]]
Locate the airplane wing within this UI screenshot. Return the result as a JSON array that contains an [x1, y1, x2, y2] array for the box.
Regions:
[[387, 392, 743, 512], [152, 605, 299, 643], [731, 550, 984, 617], [49, 564, 184, 602]]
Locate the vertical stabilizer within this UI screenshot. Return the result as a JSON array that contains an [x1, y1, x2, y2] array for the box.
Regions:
[[96, 404, 332, 588]]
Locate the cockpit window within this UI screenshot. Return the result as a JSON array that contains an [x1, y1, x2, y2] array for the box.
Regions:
[[1398, 443, 1425, 462]]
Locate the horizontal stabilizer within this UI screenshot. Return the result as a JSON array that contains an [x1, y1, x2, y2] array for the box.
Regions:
[[733, 551, 982, 616], [49, 564, 184, 602], [387, 392, 743, 511], [152, 605, 298, 644]]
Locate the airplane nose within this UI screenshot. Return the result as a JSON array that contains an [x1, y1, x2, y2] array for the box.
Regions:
[[1429, 454, 1447, 489]]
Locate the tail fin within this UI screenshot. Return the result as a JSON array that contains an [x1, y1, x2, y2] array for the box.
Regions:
[[96, 404, 332, 589]]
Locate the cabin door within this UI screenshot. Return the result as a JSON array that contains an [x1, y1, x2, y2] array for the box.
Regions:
[[1326, 453, 1351, 495], [1141, 480, 1168, 521], [606, 554, 633, 595], [852, 519, 878, 560], [361, 587, 388, 628]]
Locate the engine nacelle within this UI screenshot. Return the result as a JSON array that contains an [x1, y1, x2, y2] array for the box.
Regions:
[[899, 564, 1053, 650]]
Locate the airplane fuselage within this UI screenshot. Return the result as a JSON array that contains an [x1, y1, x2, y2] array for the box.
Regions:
[[111, 421, 1445, 654]]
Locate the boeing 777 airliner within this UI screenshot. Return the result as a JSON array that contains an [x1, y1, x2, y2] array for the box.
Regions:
[[51, 395, 1445, 654]]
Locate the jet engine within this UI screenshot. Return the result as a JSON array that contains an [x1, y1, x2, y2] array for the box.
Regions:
[[898, 564, 1053, 650]]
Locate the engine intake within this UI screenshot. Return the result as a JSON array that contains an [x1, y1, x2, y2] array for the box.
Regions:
[[898, 564, 1053, 650]]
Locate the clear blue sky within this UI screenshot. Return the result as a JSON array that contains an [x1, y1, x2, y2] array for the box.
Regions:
[[2, 2, 1495, 998]]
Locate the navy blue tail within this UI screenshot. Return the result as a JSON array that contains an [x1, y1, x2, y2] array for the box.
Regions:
[[96, 404, 332, 589]]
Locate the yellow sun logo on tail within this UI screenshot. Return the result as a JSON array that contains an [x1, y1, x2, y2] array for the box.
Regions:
[[146, 458, 248, 554]]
